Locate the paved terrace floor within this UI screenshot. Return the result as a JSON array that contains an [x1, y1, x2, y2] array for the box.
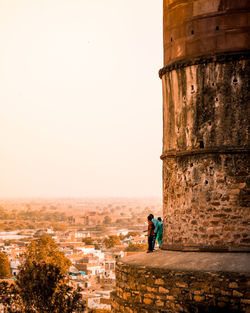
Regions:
[[117, 250, 250, 273]]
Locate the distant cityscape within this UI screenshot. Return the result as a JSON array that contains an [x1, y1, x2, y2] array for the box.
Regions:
[[0, 197, 162, 312]]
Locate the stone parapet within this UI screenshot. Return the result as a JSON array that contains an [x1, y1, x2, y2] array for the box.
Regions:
[[111, 251, 250, 313]]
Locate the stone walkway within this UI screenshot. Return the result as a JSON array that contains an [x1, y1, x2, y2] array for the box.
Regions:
[[118, 250, 250, 273]]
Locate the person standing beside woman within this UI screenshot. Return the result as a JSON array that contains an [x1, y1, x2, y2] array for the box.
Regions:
[[147, 214, 155, 253]]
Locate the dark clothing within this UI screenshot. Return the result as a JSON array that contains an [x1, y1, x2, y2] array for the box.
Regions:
[[148, 220, 155, 236], [147, 220, 155, 251], [148, 235, 154, 252], [152, 233, 157, 250]]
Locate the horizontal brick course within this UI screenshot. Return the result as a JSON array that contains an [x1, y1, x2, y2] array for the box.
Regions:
[[112, 258, 250, 312]]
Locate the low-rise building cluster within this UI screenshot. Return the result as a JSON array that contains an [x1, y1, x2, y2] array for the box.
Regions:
[[0, 226, 148, 312]]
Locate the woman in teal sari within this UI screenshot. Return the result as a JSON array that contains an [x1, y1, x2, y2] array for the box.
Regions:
[[156, 217, 163, 246]]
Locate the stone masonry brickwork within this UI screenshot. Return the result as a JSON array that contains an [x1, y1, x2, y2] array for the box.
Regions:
[[162, 152, 249, 251], [161, 58, 250, 251], [111, 1, 250, 312], [112, 259, 250, 313], [160, 0, 250, 251], [163, 0, 250, 66]]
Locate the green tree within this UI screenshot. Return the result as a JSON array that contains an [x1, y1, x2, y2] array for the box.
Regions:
[[23, 234, 71, 275], [0, 262, 85, 313], [125, 243, 147, 252], [103, 235, 120, 248], [0, 251, 11, 278], [0, 281, 23, 312]]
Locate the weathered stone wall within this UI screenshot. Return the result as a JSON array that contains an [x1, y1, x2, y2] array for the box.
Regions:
[[163, 0, 250, 65], [161, 58, 249, 152], [161, 57, 250, 251], [112, 1, 250, 312], [162, 153, 249, 251], [111, 252, 250, 313], [160, 0, 250, 251]]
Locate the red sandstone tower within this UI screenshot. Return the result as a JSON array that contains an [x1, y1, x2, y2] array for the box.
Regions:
[[112, 1, 250, 312], [160, 0, 250, 251]]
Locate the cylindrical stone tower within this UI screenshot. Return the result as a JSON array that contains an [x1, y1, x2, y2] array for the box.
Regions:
[[160, 0, 250, 252], [111, 2, 250, 312]]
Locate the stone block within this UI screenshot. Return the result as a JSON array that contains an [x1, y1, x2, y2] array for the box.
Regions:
[[172, 287, 182, 296], [194, 290, 204, 295], [155, 300, 165, 306], [166, 295, 175, 301], [218, 302, 227, 308], [233, 290, 244, 297], [144, 293, 155, 299], [155, 278, 165, 285], [221, 290, 231, 296], [176, 282, 188, 288], [159, 286, 170, 293], [229, 282, 239, 289], [194, 295, 205, 302], [143, 298, 153, 305], [147, 286, 157, 293]]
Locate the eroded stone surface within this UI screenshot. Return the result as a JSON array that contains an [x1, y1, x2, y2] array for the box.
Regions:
[[112, 1, 250, 312], [163, 0, 250, 65], [162, 60, 249, 152], [115, 250, 250, 273], [161, 59, 250, 251], [111, 252, 250, 313]]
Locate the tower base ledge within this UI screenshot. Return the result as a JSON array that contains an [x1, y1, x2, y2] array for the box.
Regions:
[[111, 251, 250, 313]]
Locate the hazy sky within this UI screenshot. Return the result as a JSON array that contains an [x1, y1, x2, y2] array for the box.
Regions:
[[0, 0, 163, 198]]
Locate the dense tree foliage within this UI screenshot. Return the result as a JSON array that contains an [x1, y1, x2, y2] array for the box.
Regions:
[[23, 234, 71, 275], [125, 243, 147, 252], [0, 252, 11, 278], [0, 262, 85, 313], [0, 206, 69, 231], [0, 207, 67, 222], [0, 236, 84, 312], [103, 236, 120, 248]]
